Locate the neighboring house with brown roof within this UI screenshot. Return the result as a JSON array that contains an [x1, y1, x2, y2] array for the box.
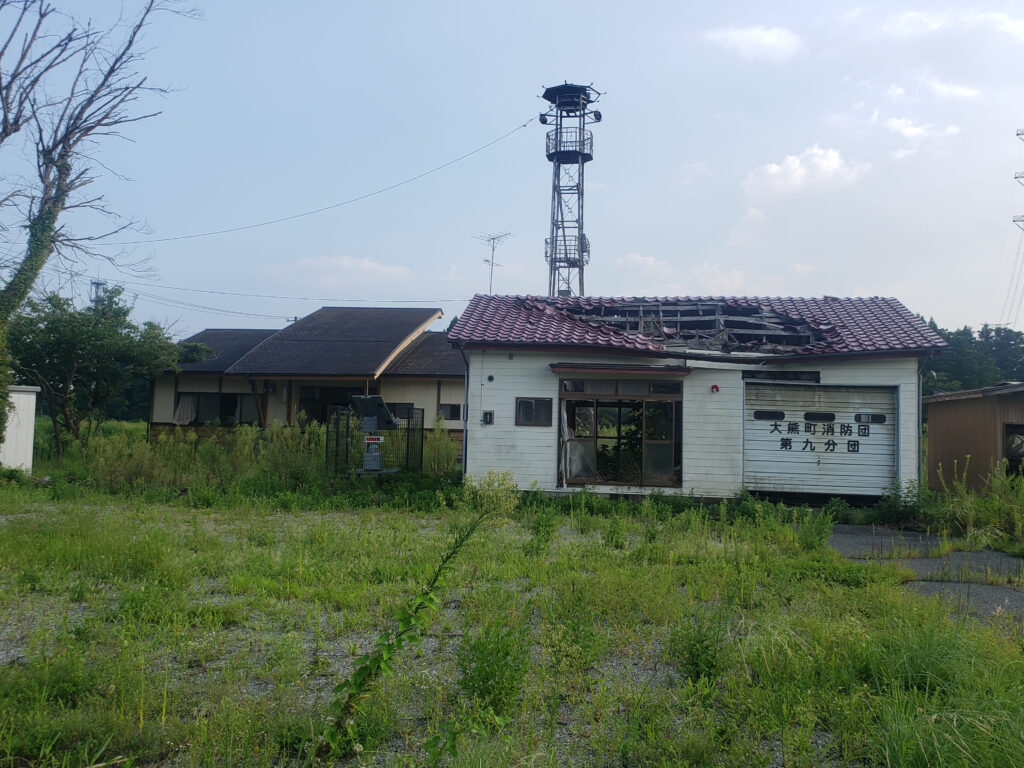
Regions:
[[150, 307, 464, 431], [448, 294, 946, 498]]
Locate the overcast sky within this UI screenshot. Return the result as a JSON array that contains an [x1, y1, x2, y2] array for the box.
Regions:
[[21, 2, 1024, 337]]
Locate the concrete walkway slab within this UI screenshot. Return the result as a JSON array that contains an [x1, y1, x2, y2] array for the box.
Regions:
[[829, 524, 1024, 621]]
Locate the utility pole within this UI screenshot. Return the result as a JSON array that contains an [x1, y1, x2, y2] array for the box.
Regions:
[[475, 232, 511, 294]]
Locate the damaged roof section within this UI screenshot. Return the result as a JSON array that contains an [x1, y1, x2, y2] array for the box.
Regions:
[[551, 297, 820, 353], [449, 295, 947, 358]]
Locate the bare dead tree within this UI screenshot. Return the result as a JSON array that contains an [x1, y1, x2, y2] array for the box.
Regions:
[[0, 0, 184, 443]]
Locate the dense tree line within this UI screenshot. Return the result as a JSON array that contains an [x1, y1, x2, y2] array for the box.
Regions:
[[922, 321, 1024, 395]]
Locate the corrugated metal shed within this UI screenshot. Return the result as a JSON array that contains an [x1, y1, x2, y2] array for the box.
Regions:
[[924, 383, 1024, 490]]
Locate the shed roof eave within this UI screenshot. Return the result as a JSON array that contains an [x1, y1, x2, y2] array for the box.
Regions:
[[924, 382, 1024, 404]]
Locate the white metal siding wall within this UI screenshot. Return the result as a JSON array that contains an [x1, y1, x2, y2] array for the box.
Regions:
[[681, 368, 744, 497], [818, 357, 920, 485], [465, 350, 559, 488], [0, 386, 38, 472], [743, 384, 897, 495], [465, 351, 922, 495], [465, 350, 670, 489]]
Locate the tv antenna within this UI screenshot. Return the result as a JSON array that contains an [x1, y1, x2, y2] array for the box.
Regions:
[[476, 232, 511, 294]]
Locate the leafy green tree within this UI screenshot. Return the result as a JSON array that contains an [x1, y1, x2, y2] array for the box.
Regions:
[[9, 287, 182, 456], [0, 1, 181, 444], [977, 324, 1024, 382], [922, 322, 1004, 395]]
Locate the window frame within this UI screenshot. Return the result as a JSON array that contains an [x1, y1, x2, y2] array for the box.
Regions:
[[439, 403, 461, 421], [515, 397, 553, 427]]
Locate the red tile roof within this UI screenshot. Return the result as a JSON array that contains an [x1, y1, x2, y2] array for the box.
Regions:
[[448, 295, 666, 354], [448, 295, 946, 357]]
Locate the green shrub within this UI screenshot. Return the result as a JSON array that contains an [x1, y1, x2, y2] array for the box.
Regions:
[[457, 617, 529, 714], [822, 496, 853, 521], [795, 507, 834, 551], [667, 605, 727, 682], [873, 481, 925, 525], [524, 506, 559, 557], [604, 514, 627, 550], [424, 413, 459, 475]]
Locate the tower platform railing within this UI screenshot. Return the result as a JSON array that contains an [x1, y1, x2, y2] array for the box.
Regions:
[[546, 127, 593, 161]]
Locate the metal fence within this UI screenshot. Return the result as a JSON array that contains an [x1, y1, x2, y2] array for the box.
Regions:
[[326, 405, 424, 474]]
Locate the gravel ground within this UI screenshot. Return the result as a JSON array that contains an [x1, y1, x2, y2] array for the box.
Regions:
[[829, 524, 1024, 620]]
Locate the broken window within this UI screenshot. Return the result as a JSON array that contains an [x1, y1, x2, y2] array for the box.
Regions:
[[560, 379, 681, 487]]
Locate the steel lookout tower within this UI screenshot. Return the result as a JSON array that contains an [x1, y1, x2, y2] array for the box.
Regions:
[[539, 83, 602, 297]]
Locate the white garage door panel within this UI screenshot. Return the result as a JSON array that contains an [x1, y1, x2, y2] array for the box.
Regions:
[[743, 384, 897, 495]]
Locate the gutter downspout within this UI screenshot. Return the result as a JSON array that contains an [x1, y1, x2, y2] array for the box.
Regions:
[[459, 344, 469, 479]]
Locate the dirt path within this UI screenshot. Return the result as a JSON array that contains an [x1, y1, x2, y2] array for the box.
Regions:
[[829, 524, 1024, 620]]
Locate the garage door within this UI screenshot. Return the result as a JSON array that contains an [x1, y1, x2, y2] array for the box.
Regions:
[[743, 383, 897, 496]]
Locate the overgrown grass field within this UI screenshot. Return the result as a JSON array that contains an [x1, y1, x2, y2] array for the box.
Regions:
[[3, 467, 1024, 767]]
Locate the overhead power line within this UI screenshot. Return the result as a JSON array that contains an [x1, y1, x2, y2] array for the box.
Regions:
[[44, 266, 470, 313], [111, 276, 469, 304], [83, 117, 535, 247]]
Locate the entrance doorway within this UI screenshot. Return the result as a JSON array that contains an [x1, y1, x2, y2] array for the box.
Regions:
[[560, 379, 682, 487]]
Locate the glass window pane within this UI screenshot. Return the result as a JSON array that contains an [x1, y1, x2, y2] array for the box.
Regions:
[[597, 405, 620, 436], [644, 401, 673, 441], [621, 403, 642, 441], [596, 438, 617, 479], [618, 380, 648, 395], [570, 405, 595, 437], [566, 441, 597, 480], [535, 399, 552, 425], [197, 393, 220, 424], [239, 395, 259, 424], [563, 380, 585, 392], [643, 443, 675, 485], [651, 381, 682, 394], [587, 379, 616, 394], [517, 399, 534, 424], [219, 394, 239, 424]]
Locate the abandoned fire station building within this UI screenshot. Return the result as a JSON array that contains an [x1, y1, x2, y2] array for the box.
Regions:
[[448, 294, 946, 499]]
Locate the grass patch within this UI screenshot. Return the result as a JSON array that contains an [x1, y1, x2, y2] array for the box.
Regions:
[[2, 475, 1024, 766]]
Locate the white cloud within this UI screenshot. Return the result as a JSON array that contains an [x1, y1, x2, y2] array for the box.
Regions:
[[742, 145, 869, 198], [883, 11, 948, 36], [928, 79, 979, 98], [704, 26, 801, 61], [885, 117, 960, 141], [969, 12, 1024, 41], [886, 84, 905, 100], [885, 117, 928, 139]]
